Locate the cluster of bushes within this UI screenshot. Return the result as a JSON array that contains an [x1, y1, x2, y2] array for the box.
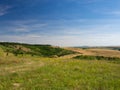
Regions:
[[0, 42, 25, 56], [73, 55, 120, 61], [24, 45, 75, 57], [0, 42, 75, 57]]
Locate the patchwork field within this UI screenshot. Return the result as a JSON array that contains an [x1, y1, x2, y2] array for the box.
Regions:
[[0, 43, 120, 90]]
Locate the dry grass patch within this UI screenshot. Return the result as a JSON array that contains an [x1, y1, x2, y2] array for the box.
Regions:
[[87, 48, 120, 57]]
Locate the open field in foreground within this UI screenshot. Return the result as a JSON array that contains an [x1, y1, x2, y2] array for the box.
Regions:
[[0, 55, 120, 90], [0, 43, 120, 90]]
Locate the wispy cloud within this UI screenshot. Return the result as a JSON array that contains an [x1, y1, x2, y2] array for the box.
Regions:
[[94, 8, 120, 16], [0, 5, 12, 16], [0, 31, 120, 46], [106, 11, 120, 16], [68, 0, 102, 4], [1, 19, 120, 46], [0, 20, 47, 34], [12, 23, 47, 32]]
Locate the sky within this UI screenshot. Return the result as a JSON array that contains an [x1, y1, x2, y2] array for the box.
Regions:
[[0, 0, 120, 46]]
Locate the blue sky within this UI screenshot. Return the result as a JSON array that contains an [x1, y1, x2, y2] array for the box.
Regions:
[[0, 0, 120, 46]]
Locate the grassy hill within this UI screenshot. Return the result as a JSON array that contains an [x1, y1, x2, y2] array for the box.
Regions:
[[0, 42, 120, 90], [0, 42, 75, 57]]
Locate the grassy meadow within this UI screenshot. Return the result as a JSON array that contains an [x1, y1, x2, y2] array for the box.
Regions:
[[0, 43, 120, 90]]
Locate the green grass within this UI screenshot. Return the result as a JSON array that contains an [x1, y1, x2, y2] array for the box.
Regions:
[[0, 56, 120, 90], [0, 42, 120, 90]]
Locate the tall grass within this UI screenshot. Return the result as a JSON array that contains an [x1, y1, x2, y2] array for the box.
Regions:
[[0, 56, 120, 90]]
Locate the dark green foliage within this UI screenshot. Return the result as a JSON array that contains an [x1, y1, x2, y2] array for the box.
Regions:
[[23, 45, 75, 57], [74, 55, 120, 61], [0, 42, 75, 57], [12, 48, 24, 56]]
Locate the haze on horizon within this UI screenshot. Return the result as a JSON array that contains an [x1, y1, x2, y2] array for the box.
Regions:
[[0, 0, 120, 46]]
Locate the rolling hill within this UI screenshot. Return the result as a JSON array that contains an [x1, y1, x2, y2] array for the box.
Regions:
[[0, 42, 75, 57], [0, 42, 120, 90]]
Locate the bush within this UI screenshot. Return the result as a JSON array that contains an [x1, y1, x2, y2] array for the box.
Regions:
[[73, 55, 120, 61]]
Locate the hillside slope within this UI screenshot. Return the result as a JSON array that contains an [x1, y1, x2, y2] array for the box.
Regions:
[[0, 43, 120, 90], [0, 42, 75, 57]]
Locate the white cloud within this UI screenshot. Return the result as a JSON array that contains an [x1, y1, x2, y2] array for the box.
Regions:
[[67, 0, 102, 4], [94, 9, 120, 16], [0, 20, 47, 33], [0, 5, 12, 16], [0, 30, 120, 46], [13, 23, 47, 32], [1, 19, 120, 46], [107, 11, 120, 16]]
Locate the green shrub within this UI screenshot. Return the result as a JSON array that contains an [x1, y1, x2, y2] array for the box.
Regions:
[[73, 55, 120, 61]]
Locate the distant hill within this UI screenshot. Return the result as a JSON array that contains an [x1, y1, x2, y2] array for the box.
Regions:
[[0, 42, 75, 57]]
